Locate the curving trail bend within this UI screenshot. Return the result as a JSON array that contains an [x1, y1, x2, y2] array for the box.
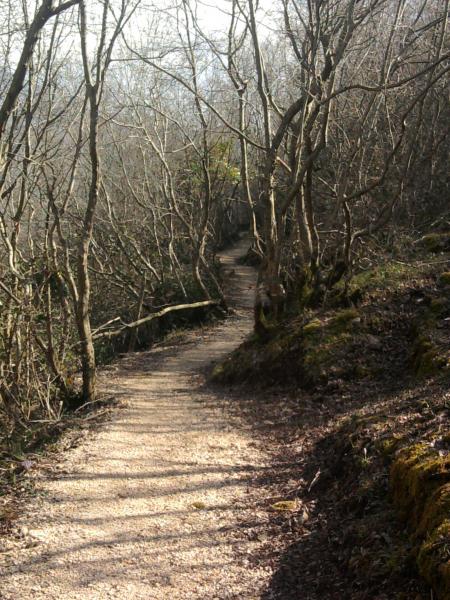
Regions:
[[0, 237, 272, 600]]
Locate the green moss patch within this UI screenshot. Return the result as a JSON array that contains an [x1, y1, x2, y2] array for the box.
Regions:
[[341, 261, 417, 300], [412, 336, 448, 377], [438, 272, 450, 287], [417, 520, 450, 598], [390, 444, 450, 598], [211, 307, 366, 388], [419, 233, 450, 254], [412, 294, 450, 379], [301, 310, 358, 386]]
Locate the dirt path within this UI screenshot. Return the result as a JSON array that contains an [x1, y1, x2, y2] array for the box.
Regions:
[[0, 238, 272, 600]]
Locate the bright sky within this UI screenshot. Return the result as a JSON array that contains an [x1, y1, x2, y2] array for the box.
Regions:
[[131, 0, 274, 39], [191, 0, 274, 34]]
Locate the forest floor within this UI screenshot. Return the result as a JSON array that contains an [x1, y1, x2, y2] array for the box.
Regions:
[[0, 237, 275, 599], [210, 241, 450, 599], [1, 237, 448, 600]]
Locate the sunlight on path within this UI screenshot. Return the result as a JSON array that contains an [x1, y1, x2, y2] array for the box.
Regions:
[[0, 237, 272, 600]]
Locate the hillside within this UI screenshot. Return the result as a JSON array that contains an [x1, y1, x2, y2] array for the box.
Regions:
[[1, 1, 449, 598], [212, 235, 450, 599]]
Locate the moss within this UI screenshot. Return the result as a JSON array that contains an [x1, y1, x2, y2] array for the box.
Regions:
[[391, 445, 450, 598], [271, 331, 299, 352], [256, 305, 271, 332], [293, 307, 364, 386], [412, 335, 448, 377], [420, 233, 450, 253], [211, 363, 225, 379], [418, 483, 450, 536], [210, 340, 256, 383], [417, 349, 447, 376], [210, 319, 305, 385], [303, 319, 322, 335], [390, 444, 450, 525], [438, 272, 450, 287], [417, 520, 450, 599], [430, 297, 449, 315], [422, 233, 443, 252], [376, 436, 401, 459], [411, 288, 449, 379], [348, 262, 416, 297], [332, 308, 359, 325], [303, 330, 351, 383], [216, 275, 450, 389], [367, 314, 384, 332], [297, 279, 314, 308]]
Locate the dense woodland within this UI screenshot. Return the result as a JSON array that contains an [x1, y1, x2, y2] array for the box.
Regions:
[[1, 0, 448, 435], [0, 0, 449, 597]]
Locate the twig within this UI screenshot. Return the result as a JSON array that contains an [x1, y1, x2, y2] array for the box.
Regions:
[[308, 468, 321, 492]]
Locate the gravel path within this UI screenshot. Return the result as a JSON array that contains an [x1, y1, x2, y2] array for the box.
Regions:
[[0, 238, 272, 600]]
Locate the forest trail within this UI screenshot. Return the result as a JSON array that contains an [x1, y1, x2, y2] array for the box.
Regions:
[[0, 237, 272, 600]]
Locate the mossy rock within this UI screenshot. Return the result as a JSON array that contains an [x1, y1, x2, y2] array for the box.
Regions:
[[418, 483, 450, 537], [391, 445, 450, 598], [390, 444, 450, 524], [417, 520, 450, 599]]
